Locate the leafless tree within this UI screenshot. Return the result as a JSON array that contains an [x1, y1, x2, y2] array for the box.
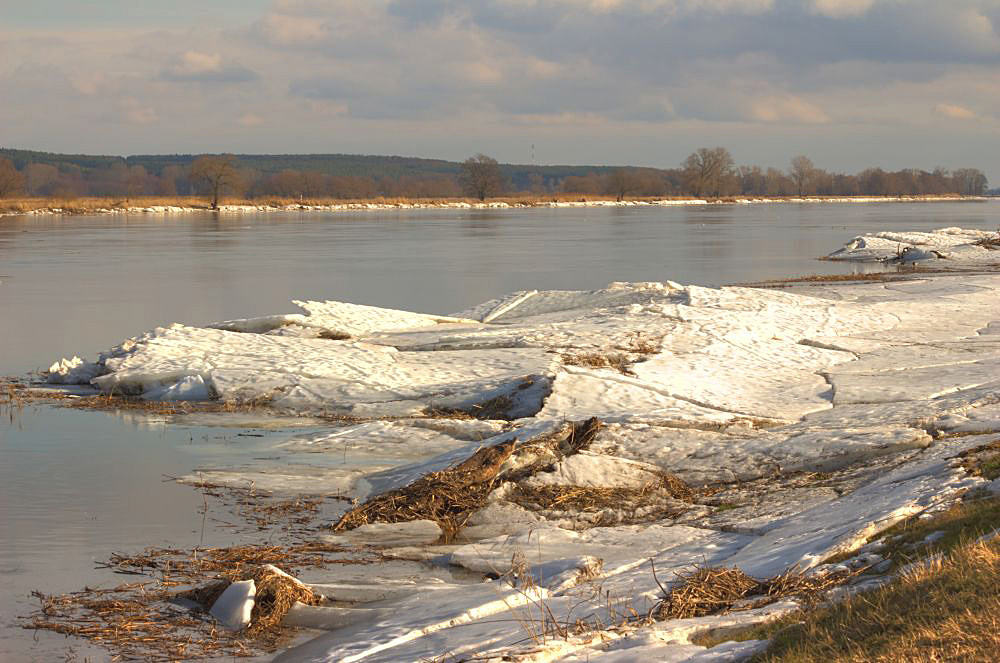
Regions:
[[460, 154, 505, 201], [605, 169, 641, 202], [190, 154, 242, 209], [953, 168, 989, 196], [682, 147, 734, 197], [789, 155, 816, 196], [0, 158, 25, 197]]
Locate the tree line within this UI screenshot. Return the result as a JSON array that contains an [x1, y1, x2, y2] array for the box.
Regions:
[[0, 148, 989, 202]]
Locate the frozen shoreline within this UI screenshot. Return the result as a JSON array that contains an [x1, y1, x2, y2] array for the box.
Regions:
[[3, 195, 991, 218], [40, 227, 1000, 662]]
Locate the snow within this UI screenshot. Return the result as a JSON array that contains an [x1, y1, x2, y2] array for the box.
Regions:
[[41, 227, 1000, 663]]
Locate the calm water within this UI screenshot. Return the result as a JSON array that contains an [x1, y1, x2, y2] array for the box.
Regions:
[[1, 201, 997, 660]]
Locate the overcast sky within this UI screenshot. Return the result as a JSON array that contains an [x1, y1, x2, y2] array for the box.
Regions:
[[2, 0, 998, 179]]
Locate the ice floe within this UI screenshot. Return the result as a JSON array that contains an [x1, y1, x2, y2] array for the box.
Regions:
[[40, 229, 1000, 662], [826, 226, 1000, 266]]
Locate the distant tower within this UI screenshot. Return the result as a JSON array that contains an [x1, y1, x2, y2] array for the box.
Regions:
[[530, 143, 535, 164]]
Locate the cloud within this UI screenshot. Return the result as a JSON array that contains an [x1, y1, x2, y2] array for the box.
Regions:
[[934, 103, 978, 120], [161, 50, 257, 83], [255, 12, 329, 44], [238, 113, 265, 126], [746, 94, 831, 123], [810, 0, 878, 19], [3, 0, 1000, 177], [122, 98, 157, 125]]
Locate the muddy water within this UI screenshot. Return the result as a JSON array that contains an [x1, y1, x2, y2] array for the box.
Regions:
[[1, 201, 996, 660]]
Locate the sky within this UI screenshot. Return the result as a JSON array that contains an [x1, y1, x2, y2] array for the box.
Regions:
[[1, 0, 998, 179]]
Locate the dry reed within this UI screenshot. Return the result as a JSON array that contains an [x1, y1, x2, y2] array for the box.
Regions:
[[334, 418, 602, 541], [653, 564, 855, 620]]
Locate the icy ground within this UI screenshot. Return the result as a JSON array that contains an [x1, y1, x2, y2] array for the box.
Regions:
[[46, 227, 1000, 662], [825, 225, 1000, 265]]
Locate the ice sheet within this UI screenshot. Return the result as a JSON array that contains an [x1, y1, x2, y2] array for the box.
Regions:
[[40, 231, 1000, 663]]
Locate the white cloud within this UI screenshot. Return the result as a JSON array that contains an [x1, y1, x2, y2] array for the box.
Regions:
[[746, 94, 831, 123], [257, 12, 329, 44], [810, 0, 878, 19], [170, 51, 223, 76], [934, 103, 978, 119], [122, 98, 157, 125], [238, 113, 265, 126], [162, 51, 256, 82]]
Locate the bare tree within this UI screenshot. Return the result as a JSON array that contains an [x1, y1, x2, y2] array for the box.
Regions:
[[605, 169, 643, 202], [953, 168, 989, 196], [190, 154, 242, 209], [460, 154, 505, 201], [789, 155, 816, 196], [0, 158, 25, 197], [682, 147, 734, 197]]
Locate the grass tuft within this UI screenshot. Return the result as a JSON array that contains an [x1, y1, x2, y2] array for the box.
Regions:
[[743, 536, 1000, 662]]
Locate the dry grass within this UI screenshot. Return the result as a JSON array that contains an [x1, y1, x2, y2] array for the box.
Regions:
[[176, 566, 322, 642], [561, 351, 633, 375], [101, 541, 364, 587], [333, 437, 519, 541], [734, 271, 948, 288], [740, 536, 1000, 662], [66, 391, 273, 415], [24, 542, 373, 661], [507, 472, 695, 523], [23, 582, 246, 662], [852, 496, 1000, 570], [1, 378, 27, 423], [333, 418, 602, 541], [424, 392, 517, 421], [653, 565, 853, 621], [24, 563, 330, 661], [561, 333, 663, 376], [974, 228, 1000, 250], [0, 196, 212, 214], [423, 378, 546, 421]]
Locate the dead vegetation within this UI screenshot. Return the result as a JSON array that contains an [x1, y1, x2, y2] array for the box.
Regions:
[[1, 378, 27, 423], [101, 541, 365, 587], [184, 477, 353, 535], [24, 582, 237, 662], [956, 439, 1000, 480], [653, 564, 855, 621], [833, 495, 1000, 572], [423, 378, 546, 421], [177, 566, 322, 642], [974, 228, 1000, 250], [68, 391, 275, 415], [507, 472, 696, 526], [21, 474, 375, 661], [25, 562, 331, 661], [333, 418, 602, 541], [561, 333, 664, 376], [24, 543, 371, 661], [562, 351, 634, 375]]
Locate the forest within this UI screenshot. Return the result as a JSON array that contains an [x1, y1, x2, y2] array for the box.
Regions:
[[0, 147, 990, 201]]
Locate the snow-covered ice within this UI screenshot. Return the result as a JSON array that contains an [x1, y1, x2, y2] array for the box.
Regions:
[[42, 228, 1000, 662], [826, 226, 1000, 266]]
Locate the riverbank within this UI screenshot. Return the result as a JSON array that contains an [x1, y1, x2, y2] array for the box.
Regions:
[[23, 227, 1000, 662], [0, 194, 989, 217]]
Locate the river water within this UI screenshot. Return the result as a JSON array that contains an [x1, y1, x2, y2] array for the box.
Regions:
[[1, 201, 996, 660]]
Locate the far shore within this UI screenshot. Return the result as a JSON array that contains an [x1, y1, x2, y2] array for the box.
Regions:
[[0, 193, 992, 217]]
